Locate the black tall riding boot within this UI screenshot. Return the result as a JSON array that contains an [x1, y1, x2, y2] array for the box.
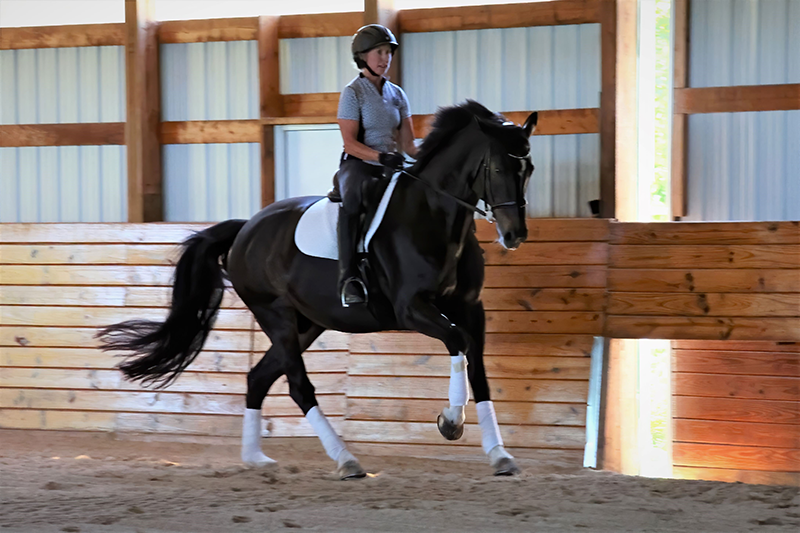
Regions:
[[337, 207, 368, 307]]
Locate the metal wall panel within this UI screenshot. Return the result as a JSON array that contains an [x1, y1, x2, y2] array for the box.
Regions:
[[684, 0, 800, 222], [0, 46, 126, 222], [279, 37, 355, 94], [160, 41, 261, 221]]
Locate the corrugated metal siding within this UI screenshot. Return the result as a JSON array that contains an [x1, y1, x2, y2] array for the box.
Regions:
[[684, 0, 800, 222], [279, 37, 355, 94], [273, 125, 343, 201], [0, 46, 126, 222], [160, 41, 261, 222]]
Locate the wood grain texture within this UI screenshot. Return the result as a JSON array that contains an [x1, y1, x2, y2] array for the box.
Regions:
[[672, 350, 799, 376], [282, 93, 339, 117], [673, 443, 800, 472], [157, 17, 258, 43], [481, 288, 605, 312], [608, 293, 800, 317], [414, 109, 601, 138], [160, 120, 260, 144], [261, 125, 276, 207], [607, 269, 800, 293], [398, 0, 601, 33], [485, 311, 603, 334], [670, 0, 689, 219], [599, 0, 616, 219], [672, 466, 800, 486], [476, 218, 609, 242], [0, 123, 125, 147], [606, 316, 800, 341], [0, 244, 179, 265], [484, 266, 608, 289], [0, 23, 125, 49], [0, 265, 175, 286], [610, 221, 800, 245], [673, 396, 800, 425], [674, 84, 800, 114], [673, 373, 799, 401], [610, 244, 800, 269], [674, 419, 799, 449], [345, 398, 586, 426], [672, 340, 800, 352], [0, 224, 207, 244], [258, 16, 282, 118], [277, 12, 363, 38], [484, 242, 608, 266]]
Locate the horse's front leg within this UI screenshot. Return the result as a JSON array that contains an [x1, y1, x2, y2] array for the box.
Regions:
[[453, 302, 521, 476]]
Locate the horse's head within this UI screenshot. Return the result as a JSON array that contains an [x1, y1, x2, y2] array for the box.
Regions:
[[475, 110, 537, 250]]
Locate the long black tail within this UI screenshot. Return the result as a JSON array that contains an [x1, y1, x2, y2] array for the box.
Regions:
[[97, 219, 247, 388]]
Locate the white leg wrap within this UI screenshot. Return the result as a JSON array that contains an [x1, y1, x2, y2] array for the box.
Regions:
[[241, 408, 276, 466], [306, 406, 348, 465], [448, 353, 469, 407], [476, 401, 505, 454]]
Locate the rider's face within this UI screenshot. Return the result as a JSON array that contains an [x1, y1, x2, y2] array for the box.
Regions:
[[363, 44, 393, 76]]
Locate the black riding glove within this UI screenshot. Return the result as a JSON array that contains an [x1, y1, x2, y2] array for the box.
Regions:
[[378, 152, 405, 172]]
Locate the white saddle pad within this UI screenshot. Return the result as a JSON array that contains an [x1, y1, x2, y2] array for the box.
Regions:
[[294, 174, 400, 260]]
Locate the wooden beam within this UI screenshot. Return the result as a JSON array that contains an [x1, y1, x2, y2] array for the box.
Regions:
[[125, 0, 162, 223], [283, 93, 340, 117], [157, 17, 258, 43], [261, 125, 276, 207], [414, 108, 602, 138], [0, 23, 125, 50], [671, 0, 689, 219], [258, 16, 281, 208], [160, 120, 261, 144], [674, 84, 800, 114], [277, 12, 363, 39], [0, 124, 125, 147], [365, 0, 401, 84], [398, 0, 602, 33], [599, 0, 617, 219]]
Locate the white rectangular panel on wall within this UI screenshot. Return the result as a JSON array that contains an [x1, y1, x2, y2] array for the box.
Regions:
[[274, 125, 343, 201], [0, 46, 126, 222], [279, 36, 356, 94], [160, 41, 260, 221]]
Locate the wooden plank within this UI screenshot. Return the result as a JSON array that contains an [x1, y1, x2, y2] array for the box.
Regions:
[[598, 0, 616, 219], [484, 266, 607, 288], [610, 221, 800, 245], [673, 350, 799, 376], [0, 224, 207, 244], [0, 368, 345, 396], [672, 340, 800, 353], [0, 244, 179, 265], [125, 0, 162, 222], [672, 466, 800, 486], [413, 108, 601, 138], [259, 16, 282, 118], [476, 218, 610, 243], [670, 0, 689, 219], [483, 242, 608, 266], [0, 123, 125, 147], [482, 288, 605, 312], [365, 0, 401, 83], [160, 120, 261, 144], [673, 443, 800, 472], [0, 265, 174, 286], [608, 293, 800, 318], [0, 306, 253, 330], [674, 419, 799, 449], [610, 244, 800, 269], [346, 398, 586, 426], [277, 12, 363, 39], [673, 373, 799, 402], [0, 409, 117, 432], [343, 420, 586, 449], [349, 333, 595, 357], [157, 17, 258, 43], [0, 23, 125, 49], [673, 396, 800, 425], [674, 84, 800, 114], [485, 311, 603, 334], [398, 0, 601, 33], [606, 316, 800, 342], [261, 116, 339, 126], [0, 347, 346, 374], [0, 388, 344, 417], [607, 269, 800, 293], [0, 327, 255, 352], [253, 330, 350, 352], [600, 338, 639, 474], [346, 376, 589, 403], [261, 125, 275, 207], [283, 93, 339, 117], [348, 354, 591, 380]]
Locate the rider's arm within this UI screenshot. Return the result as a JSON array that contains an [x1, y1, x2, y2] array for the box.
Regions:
[[339, 119, 381, 162], [398, 117, 418, 159]]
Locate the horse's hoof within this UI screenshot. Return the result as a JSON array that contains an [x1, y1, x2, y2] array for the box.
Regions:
[[337, 460, 366, 480], [493, 457, 521, 476], [242, 452, 277, 468], [437, 413, 465, 441]]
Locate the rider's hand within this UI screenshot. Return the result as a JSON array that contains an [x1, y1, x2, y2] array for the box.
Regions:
[[378, 152, 405, 172]]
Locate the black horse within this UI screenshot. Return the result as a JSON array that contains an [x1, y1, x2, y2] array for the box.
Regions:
[[98, 101, 537, 478]]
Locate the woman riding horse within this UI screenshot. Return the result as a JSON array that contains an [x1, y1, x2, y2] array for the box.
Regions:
[[337, 24, 419, 307]]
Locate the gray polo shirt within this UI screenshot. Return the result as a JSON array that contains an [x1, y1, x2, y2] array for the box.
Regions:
[[337, 74, 411, 164]]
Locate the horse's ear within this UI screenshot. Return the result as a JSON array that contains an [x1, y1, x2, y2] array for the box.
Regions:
[[522, 112, 538, 137]]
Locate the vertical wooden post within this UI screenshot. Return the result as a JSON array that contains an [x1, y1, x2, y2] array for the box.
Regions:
[[600, 338, 640, 474], [599, 0, 617, 220], [258, 16, 281, 207], [671, 0, 689, 220], [364, 0, 401, 84], [125, 0, 162, 222]]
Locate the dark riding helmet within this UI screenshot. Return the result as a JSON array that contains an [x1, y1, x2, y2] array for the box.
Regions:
[[351, 24, 398, 69]]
